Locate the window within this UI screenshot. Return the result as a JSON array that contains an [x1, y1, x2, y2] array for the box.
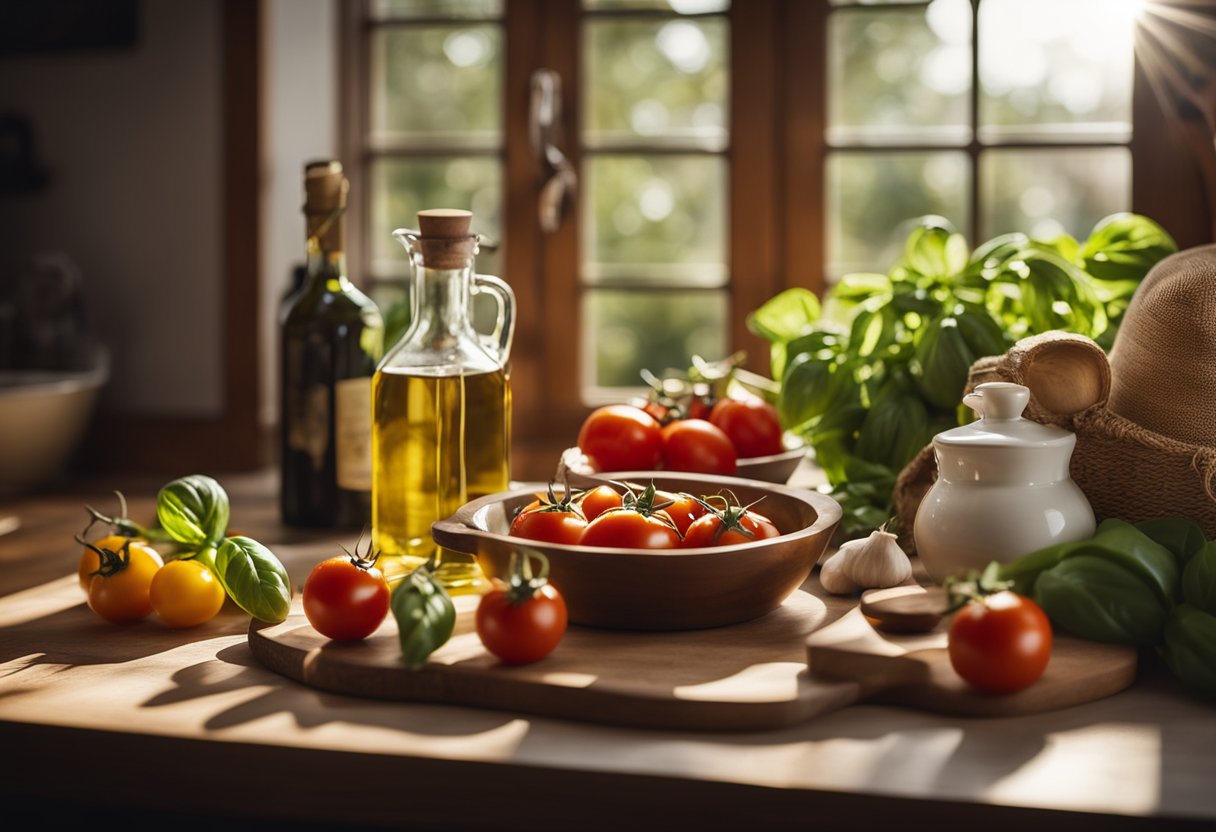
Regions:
[[343, 0, 1209, 479]]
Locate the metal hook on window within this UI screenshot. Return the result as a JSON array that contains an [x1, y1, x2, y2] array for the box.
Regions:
[[530, 68, 577, 234]]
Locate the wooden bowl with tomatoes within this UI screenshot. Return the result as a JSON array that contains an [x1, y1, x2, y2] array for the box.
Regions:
[[431, 472, 842, 631]]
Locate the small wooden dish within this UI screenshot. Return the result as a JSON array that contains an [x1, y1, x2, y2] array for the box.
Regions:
[[431, 471, 842, 631]]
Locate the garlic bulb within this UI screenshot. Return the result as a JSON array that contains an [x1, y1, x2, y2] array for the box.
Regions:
[[818, 550, 859, 594], [816, 527, 912, 595]]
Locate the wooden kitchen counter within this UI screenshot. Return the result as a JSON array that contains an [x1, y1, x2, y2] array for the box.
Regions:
[[1, 471, 1214, 830]]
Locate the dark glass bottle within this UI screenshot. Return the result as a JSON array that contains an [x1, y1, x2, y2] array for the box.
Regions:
[[280, 160, 383, 527]]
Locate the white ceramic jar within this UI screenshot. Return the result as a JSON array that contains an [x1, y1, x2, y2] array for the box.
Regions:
[[914, 382, 1096, 584]]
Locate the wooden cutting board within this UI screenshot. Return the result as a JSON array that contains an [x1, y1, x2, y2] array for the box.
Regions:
[[249, 587, 1138, 732]]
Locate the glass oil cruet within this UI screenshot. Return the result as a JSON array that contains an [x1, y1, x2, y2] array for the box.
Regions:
[[371, 209, 515, 592]]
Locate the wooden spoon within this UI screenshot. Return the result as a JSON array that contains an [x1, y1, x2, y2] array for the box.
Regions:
[[859, 584, 948, 633]]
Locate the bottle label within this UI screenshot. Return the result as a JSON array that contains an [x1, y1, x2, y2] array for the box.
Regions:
[[335, 376, 373, 491]]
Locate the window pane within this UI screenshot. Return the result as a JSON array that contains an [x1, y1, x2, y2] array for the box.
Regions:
[[583, 289, 728, 391], [584, 0, 729, 12], [979, 0, 1134, 141], [826, 150, 970, 277], [369, 156, 501, 275], [980, 147, 1131, 241], [584, 17, 728, 149], [582, 154, 727, 285], [372, 0, 502, 19], [370, 25, 502, 145], [828, 0, 972, 145]]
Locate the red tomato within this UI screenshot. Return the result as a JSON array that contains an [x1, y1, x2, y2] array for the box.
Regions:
[[509, 505, 588, 545], [660, 419, 737, 475], [580, 508, 682, 549], [948, 591, 1052, 694], [477, 581, 568, 665], [709, 397, 784, 458], [577, 405, 663, 472], [302, 555, 391, 641], [653, 490, 705, 536], [682, 508, 780, 548], [578, 485, 624, 522]]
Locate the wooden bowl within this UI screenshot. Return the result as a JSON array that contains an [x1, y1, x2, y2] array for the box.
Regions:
[[431, 471, 841, 631], [736, 443, 807, 484]]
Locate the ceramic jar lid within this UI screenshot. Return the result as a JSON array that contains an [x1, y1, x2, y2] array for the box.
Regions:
[[934, 382, 1075, 449]]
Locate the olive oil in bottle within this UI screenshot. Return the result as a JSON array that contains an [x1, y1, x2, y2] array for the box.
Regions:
[[372, 209, 515, 592], [280, 161, 383, 527]]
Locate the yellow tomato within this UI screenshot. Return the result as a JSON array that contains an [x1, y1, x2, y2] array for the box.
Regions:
[[150, 560, 226, 628], [85, 540, 163, 623], [78, 535, 163, 593]]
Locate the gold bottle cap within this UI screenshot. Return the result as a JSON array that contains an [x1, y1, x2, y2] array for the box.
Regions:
[[416, 208, 477, 269]]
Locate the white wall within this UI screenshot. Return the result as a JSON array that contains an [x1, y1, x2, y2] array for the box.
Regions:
[[0, 0, 223, 417], [260, 0, 339, 428]]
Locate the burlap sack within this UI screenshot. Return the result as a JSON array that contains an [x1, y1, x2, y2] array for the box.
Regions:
[[893, 245, 1216, 554]]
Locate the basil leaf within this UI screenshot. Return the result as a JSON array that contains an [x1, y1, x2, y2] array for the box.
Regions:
[[391, 560, 456, 670], [1033, 556, 1167, 646], [747, 288, 821, 343], [896, 218, 967, 281], [214, 536, 292, 623], [157, 475, 231, 547], [1161, 605, 1216, 699], [1137, 517, 1207, 565], [1182, 542, 1216, 615], [1081, 213, 1178, 283]]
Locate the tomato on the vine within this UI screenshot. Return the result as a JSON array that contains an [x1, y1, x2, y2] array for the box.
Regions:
[[477, 551, 567, 665], [579, 483, 682, 549], [303, 540, 391, 641], [81, 537, 163, 623], [150, 559, 226, 628], [682, 502, 780, 548], [577, 485, 624, 522], [509, 485, 589, 545], [79, 534, 163, 593], [577, 405, 662, 472], [660, 419, 737, 475], [709, 397, 784, 458], [948, 591, 1052, 694], [653, 490, 704, 536]]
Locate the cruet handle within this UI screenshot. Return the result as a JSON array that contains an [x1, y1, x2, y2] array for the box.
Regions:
[[472, 273, 515, 365]]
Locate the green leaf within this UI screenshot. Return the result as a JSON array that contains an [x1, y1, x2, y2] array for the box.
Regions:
[[156, 475, 231, 547], [897, 218, 968, 281], [953, 303, 1010, 360], [1033, 555, 1167, 646], [855, 392, 929, 473], [912, 316, 975, 410], [214, 536, 292, 623], [1182, 542, 1216, 614], [747, 288, 821, 343], [391, 560, 456, 670], [777, 354, 833, 431], [1081, 213, 1178, 282], [1136, 517, 1207, 565], [1161, 605, 1216, 698]]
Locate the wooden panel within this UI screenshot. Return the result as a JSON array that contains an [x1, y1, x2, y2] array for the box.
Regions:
[[782, 0, 828, 296]]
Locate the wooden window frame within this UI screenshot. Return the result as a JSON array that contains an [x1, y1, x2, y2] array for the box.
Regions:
[[340, 0, 1213, 480]]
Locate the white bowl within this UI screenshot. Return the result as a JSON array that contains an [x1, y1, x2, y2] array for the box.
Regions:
[[0, 348, 109, 498]]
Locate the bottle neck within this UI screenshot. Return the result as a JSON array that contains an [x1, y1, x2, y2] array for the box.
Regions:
[[409, 255, 473, 343], [305, 237, 351, 292]]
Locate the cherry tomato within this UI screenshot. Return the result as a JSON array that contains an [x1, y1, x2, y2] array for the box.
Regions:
[[660, 419, 737, 475], [682, 508, 780, 548], [653, 490, 705, 536], [477, 581, 568, 665], [710, 397, 784, 458], [577, 485, 624, 522], [85, 539, 162, 623], [509, 505, 589, 545], [948, 591, 1052, 694], [577, 405, 662, 472], [580, 508, 682, 549], [79, 535, 163, 593], [303, 554, 391, 641], [150, 559, 226, 628]]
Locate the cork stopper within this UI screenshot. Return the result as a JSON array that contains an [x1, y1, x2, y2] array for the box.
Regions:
[[416, 208, 477, 269], [304, 160, 348, 250]]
